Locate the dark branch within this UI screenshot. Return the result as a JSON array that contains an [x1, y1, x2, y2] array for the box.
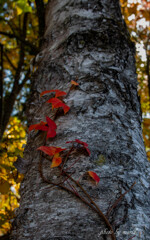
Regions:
[[1, 69, 30, 139], [35, 0, 45, 47], [14, 13, 28, 84], [0, 14, 30, 140], [0, 31, 38, 55]]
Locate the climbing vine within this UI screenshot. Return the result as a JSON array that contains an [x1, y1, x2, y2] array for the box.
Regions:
[[28, 81, 135, 240]]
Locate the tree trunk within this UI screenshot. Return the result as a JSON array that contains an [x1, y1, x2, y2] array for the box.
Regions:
[[11, 0, 150, 240]]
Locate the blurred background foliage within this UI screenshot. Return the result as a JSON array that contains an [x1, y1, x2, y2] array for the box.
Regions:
[[120, 0, 150, 159], [0, 0, 48, 236], [0, 117, 25, 236], [0, 0, 149, 237]]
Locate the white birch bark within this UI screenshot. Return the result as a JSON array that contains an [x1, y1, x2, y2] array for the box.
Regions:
[[11, 0, 150, 240]]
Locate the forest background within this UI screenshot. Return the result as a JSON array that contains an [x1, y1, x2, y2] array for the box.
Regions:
[[0, 0, 149, 236]]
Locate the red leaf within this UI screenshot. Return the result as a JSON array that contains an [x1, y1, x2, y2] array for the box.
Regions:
[[55, 147, 66, 154], [37, 146, 66, 156], [51, 153, 62, 168], [66, 139, 90, 155], [75, 139, 90, 155], [46, 116, 57, 138], [75, 139, 88, 147], [61, 104, 70, 114], [37, 146, 57, 156], [47, 98, 70, 114], [88, 171, 100, 184], [47, 128, 56, 138], [29, 117, 57, 139], [46, 116, 57, 130], [71, 80, 79, 86], [40, 90, 67, 98], [55, 90, 67, 98], [29, 121, 47, 132], [47, 97, 62, 108]]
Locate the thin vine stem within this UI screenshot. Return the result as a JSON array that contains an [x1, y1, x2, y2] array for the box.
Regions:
[[60, 145, 74, 173], [61, 168, 116, 240], [106, 182, 136, 217], [39, 152, 116, 240]]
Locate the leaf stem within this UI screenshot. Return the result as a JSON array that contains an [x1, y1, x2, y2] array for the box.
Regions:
[[39, 143, 116, 240], [60, 146, 74, 173], [61, 168, 116, 240], [106, 182, 136, 217]]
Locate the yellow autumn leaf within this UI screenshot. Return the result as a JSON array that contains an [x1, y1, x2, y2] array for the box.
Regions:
[[12, 3, 23, 16]]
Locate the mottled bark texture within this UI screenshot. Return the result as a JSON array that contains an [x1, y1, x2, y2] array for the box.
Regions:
[[11, 0, 150, 240]]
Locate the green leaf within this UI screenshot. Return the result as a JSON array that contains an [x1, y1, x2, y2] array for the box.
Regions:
[[95, 154, 106, 166], [13, 0, 32, 15]]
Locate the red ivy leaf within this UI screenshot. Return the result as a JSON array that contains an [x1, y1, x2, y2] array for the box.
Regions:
[[29, 121, 47, 132], [46, 116, 57, 138], [37, 146, 66, 156], [29, 117, 57, 139], [37, 146, 57, 155], [71, 80, 79, 86], [88, 171, 100, 184], [47, 127, 56, 138], [51, 153, 62, 168], [46, 116, 57, 129], [66, 139, 90, 155], [40, 89, 67, 98], [47, 98, 70, 114], [75, 139, 88, 147]]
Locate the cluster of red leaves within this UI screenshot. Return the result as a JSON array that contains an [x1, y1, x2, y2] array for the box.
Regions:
[[47, 98, 70, 114], [29, 116, 57, 139], [40, 89, 67, 98], [29, 86, 100, 184], [37, 146, 66, 168], [29, 89, 69, 167], [40, 89, 70, 114]]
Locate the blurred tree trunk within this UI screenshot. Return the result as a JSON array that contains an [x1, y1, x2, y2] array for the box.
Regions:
[[10, 0, 150, 240]]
